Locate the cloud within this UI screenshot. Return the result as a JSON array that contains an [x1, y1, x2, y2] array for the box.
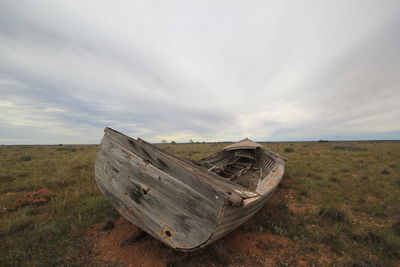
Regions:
[[1, 0, 399, 144]]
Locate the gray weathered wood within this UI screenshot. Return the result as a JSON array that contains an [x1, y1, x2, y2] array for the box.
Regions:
[[94, 128, 285, 251], [96, 147, 220, 230], [95, 165, 215, 249], [104, 128, 249, 201], [104, 128, 226, 200]]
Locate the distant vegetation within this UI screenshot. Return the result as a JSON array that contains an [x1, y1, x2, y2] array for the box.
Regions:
[[332, 145, 368, 151], [19, 155, 32, 161], [1, 141, 399, 266], [284, 147, 295, 153], [56, 147, 77, 152]]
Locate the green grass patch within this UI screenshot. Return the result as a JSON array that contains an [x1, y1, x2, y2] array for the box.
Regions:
[[0, 145, 118, 266], [0, 141, 399, 266]]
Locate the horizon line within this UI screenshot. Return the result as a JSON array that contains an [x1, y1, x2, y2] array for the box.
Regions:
[[2, 139, 400, 146]]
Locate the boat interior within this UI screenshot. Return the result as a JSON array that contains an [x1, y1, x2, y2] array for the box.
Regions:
[[196, 147, 277, 192]]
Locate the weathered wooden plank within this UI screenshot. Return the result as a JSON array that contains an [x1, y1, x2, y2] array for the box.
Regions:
[[219, 197, 269, 226], [222, 189, 274, 218], [96, 169, 211, 239], [95, 173, 161, 238], [205, 201, 271, 245], [103, 129, 223, 201], [104, 128, 253, 203], [264, 159, 276, 173], [205, 206, 269, 244], [206, 227, 238, 244], [255, 158, 284, 195], [219, 213, 259, 232], [96, 152, 220, 230], [95, 168, 214, 249], [99, 137, 221, 208], [137, 137, 199, 167]]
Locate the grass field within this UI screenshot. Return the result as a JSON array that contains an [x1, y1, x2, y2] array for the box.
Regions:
[[0, 141, 399, 266]]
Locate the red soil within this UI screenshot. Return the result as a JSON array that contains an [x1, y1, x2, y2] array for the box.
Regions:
[[89, 217, 294, 267], [14, 188, 54, 209], [89, 217, 175, 267], [227, 231, 289, 256]]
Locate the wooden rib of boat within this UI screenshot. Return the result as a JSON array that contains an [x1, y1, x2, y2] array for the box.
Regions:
[[95, 127, 285, 251]]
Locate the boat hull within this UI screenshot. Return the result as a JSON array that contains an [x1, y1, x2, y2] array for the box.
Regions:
[[95, 128, 285, 251]]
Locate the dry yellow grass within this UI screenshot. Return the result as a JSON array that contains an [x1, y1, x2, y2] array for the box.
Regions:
[[0, 141, 399, 266]]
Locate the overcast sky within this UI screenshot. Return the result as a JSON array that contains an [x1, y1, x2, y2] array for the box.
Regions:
[[1, 1, 399, 144]]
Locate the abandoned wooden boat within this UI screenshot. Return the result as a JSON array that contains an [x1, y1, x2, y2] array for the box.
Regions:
[[95, 128, 285, 251]]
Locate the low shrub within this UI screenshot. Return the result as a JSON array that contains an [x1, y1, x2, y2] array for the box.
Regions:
[[0, 176, 15, 183], [393, 221, 400, 235], [329, 177, 339, 183], [332, 146, 367, 151], [321, 233, 343, 252], [20, 155, 32, 161], [56, 148, 77, 152], [318, 207, 348, 224], [380, 169, 390, 175]]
